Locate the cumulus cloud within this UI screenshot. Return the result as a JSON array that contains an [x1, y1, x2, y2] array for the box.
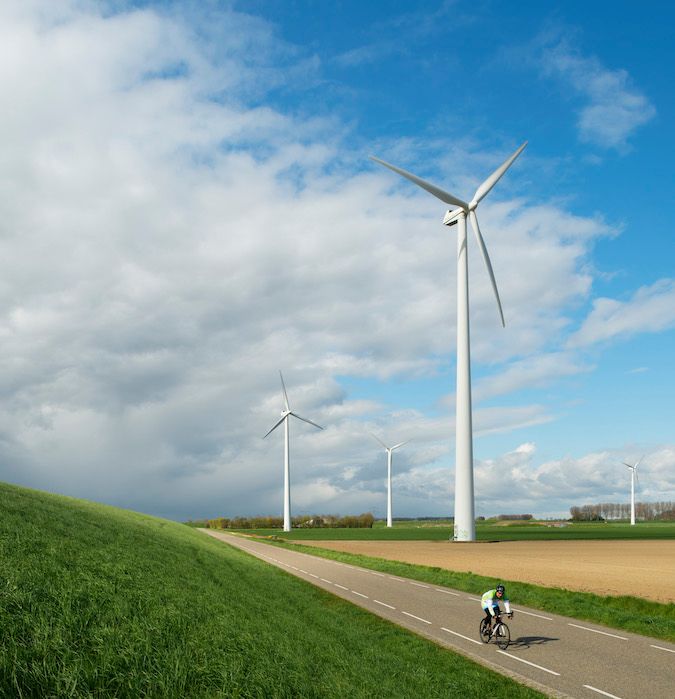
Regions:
[[538, 37, 655, 150], [0, 1, 659, 521], [568, 279, 675, 348]]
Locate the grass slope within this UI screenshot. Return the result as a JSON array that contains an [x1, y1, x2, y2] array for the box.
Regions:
[[264, 539, 675, 643], [0, 483, 545, 698], [243, 520, 675, 541]]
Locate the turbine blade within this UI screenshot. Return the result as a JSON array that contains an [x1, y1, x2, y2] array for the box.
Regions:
[[263, 414, 286, 439], [370, 433, 389, 450], [370, 156, 469, 210], [635, 455, 645, 469], [622, 462, 634, 470], [290, 412, 324, 431], [279, 370, 290, 411], [391, 440, 409, 450], [472, 141, 527, 206], [469, 210, 505, 327]]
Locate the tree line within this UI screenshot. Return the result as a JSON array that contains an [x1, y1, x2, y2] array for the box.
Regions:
[[196, 512, 376, 529], [570, 501, 675, 521]]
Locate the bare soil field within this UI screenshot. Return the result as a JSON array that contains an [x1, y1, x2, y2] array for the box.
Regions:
[[297, 539, 675, 603]]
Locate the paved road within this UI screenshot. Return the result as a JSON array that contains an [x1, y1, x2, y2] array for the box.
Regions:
[[201, 530, 675, 699]]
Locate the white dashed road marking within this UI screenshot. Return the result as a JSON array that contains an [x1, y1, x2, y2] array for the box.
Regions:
[[496, 650, 560, 676], [583, 685, 623, 699], [402, 611, 432, 625], [351, 590, 368, 598], [374, 600, 396, 610], [568, 624, 627, 640], [440, 627, 482, 646], [435, 588, 460, 596]]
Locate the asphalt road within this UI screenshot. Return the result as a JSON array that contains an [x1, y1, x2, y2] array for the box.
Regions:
[[201, 529, 675, 699]]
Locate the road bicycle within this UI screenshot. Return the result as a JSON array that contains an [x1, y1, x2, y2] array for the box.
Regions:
[[479, 611, 512, 650]]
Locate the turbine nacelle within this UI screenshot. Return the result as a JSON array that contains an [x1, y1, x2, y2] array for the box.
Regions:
[[371, 141, 527, 328]]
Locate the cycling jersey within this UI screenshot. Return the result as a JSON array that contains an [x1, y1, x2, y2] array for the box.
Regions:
[[481, 589, 511, 616]]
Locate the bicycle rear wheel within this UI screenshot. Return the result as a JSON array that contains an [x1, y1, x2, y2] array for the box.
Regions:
[[479, 618, 491, 643], [495, 622, 510, 650]]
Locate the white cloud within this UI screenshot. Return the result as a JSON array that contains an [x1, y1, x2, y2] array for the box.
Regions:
[[568, 279, 675, 348], [538, 38, 655, 150], [0, 2, 659, 521]]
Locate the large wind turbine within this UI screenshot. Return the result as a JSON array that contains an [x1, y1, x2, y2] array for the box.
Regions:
[[622, 457, 643, 526], [371, 142, 527, 541], [371, 434, 408, 528], [263, 371, 324, 532]]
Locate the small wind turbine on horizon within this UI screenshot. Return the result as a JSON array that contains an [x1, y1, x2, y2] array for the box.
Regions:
[[263, 371, 324, 532], [622, 456, 643, 526], [370, 141, 527, 541], [371, 434, 408, 528]]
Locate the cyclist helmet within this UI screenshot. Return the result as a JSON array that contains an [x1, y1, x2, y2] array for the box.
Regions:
[[496, 584, 505, 595]]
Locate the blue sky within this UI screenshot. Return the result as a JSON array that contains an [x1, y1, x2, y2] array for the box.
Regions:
[[0, 0, 672, 521]]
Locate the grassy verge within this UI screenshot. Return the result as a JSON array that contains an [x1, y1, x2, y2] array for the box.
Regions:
[[241, 520, 675, 541], [261, 538, 675, 643], [0, 482, 546, 698]]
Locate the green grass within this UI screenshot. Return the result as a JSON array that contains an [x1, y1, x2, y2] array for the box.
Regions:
[[261, 539, 675, 643], [242, 520, 675, 541], [0, 482, 546, 698]]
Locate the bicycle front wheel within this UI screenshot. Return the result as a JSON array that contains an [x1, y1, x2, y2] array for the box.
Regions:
[[495, 622, 510, 650]]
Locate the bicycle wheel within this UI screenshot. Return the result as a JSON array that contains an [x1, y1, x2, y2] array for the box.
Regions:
[[495, 622, 510, 650], [479, 618, 491, 643]]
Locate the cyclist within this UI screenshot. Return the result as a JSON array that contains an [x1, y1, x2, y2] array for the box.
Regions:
[[481, 584, 513, 632]]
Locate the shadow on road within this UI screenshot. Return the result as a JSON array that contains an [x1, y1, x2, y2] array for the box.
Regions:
[[509, 636, 559, 649]]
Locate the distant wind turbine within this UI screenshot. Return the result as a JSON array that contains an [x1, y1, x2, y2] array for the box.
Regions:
[[370, 142, 527, 541], [371, 434, 408, 528], [263, 371, 323, 532], [622, 456, 643, 526]]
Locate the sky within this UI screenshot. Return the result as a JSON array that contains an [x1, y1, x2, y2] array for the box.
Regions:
[[0, 0, 673, 522]]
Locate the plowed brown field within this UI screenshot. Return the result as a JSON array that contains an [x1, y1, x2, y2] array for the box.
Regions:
[[297, 539, 675, 603]]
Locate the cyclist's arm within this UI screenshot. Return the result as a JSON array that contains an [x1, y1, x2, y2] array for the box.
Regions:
[[504, 599, 511, 614]]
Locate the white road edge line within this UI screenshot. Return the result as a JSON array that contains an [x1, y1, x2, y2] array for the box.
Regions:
[[651, 644, 675, 654], [568, 624, 628, 640], [496, 650, 560, 676], [320, 578, 333, 584], [583, 685, 623, 699], [308, 573, 319, 579], [373, 599, 396, 609], [467, 596, 481, 601], [402, 611, 432, 625], [512, 609, 553, 620], [352, 591, 368, 598], [298, 569, 309, 575], [440, 627, 482, 646], [370, 571, 385, 577], [334, 583, 349, 590], [435, 589, 460, 596], [410, 582, 429, 588]]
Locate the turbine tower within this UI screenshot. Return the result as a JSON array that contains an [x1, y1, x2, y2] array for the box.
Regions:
[[371, 434, 408, 528], [622, 457, 643, 526], [370, 142, 527, 541], [264, 371, 323, 532]]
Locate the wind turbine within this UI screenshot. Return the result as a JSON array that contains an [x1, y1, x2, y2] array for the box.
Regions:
[[263, 371, 324, 532], [371, 434, 408, 528], [622, 456, 643, 525], [370, 142, 527, 541]]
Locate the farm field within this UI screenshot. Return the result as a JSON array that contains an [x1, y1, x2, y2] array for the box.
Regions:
[[0, 482, 544, 698], [243, 519, 675, 541], [292, 538, 675, 604]]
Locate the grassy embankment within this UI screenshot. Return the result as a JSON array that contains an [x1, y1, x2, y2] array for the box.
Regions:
[[243, 519, 675, 541], [0, 482, 546, 698], [251, 537, 675, 643]]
